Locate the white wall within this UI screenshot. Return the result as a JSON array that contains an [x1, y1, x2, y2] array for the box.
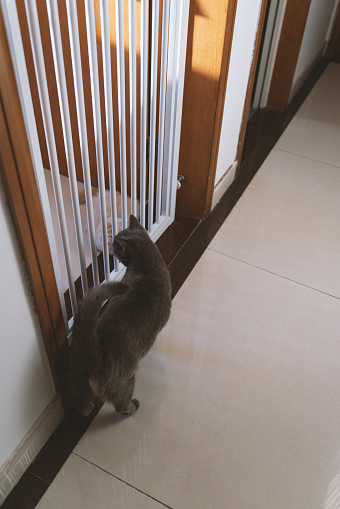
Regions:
[[214, 0, 263, 188], [293, 0, 338, 87], [0, 175, 63, 500]]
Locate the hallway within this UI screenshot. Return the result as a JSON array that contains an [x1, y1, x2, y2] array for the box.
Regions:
[[23, 63, 340, 508]]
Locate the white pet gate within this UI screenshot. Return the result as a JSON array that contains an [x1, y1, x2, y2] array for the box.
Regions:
[[1, 0, 190, 333]]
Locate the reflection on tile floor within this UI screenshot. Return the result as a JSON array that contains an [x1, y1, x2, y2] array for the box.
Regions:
[[277, 63, 340, 167], [36, 63, 340, 509]]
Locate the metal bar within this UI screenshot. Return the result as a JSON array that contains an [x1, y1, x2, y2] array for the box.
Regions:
[[156, 0, 170, 223], [115, 0, 128, 229], [24, 0, 78, 314], [129, 0, 137, 218], [65, 0, 99, 286], [46, 0, 88, 295], [140, 0, 148, 227], [100, 0, 119, 244], [168, 0, 190, 220], [148, 0, 159, 231], [84, 0, 110, 281], [162, 0, 181, 218]]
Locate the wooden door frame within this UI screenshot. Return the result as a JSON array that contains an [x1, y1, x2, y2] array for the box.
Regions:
[[176, 0, 238, 219], [236, 0, 269, 173], [0, 9, 70, 410], [266, 0, 312, 111], [202, 0, 239, 218], [326, 0, 340, 56], [176, 0, 270, 218]]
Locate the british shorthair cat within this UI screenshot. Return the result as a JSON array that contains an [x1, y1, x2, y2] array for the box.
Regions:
[[69, 215, 171, 417]]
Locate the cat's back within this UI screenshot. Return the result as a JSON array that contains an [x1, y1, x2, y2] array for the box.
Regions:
[[97, 244, 171, 352], [125, 259, 171, 323], [99, 262, 170, 334], [96, 216, 172, 358]]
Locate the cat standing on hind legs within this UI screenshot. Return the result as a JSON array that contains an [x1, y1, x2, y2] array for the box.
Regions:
[[69, 215, 172, 417]]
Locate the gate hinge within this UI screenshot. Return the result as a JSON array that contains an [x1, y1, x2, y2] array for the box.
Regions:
[[177, 175, 185, 189]]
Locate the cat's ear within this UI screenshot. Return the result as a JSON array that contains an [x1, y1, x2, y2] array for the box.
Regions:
[[113, 236, 131, 265], [113, 236, 129, 254], [129, 215, 142, 230]]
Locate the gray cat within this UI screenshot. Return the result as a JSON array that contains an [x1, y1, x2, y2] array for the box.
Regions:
[[69, 215, 172, 417]]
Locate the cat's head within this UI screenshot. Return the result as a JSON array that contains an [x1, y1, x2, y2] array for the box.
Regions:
[[113, 215, 149, 266]]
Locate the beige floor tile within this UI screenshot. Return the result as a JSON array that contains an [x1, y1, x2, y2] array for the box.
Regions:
[[209, 148, 340, 298], [276, 63, 340, 167], [36, 453, 166, 508], [74, 250, 340, 509]]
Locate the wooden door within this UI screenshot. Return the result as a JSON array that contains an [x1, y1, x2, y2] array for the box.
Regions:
[[327, 1, 340, 56], [266, 0, 312, 111]]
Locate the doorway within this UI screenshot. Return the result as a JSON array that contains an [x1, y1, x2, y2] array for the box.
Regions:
[[251, 0, 287, 112]]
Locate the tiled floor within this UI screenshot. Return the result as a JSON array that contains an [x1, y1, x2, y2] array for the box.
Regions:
[[35, 63, 340, 508]]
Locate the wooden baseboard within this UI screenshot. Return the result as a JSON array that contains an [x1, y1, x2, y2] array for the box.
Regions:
[[267, 0, 312, 111], [0, 397, 64, 504]]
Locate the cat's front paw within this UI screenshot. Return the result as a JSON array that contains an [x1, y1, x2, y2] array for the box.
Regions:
[[132, 398, 140, 412], [120, 398, 140, 416]]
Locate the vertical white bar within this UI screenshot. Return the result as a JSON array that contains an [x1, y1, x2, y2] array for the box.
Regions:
[[140, 0, 148, 227], [24, 0, 78, 314], [148, 0, 159, 232], [115, 0, 128, 229], [84, 0, 110, 281], [46, 0, 88, 295], [129, 0, 137, 217], [163, 0, 189, 219], [168, 0, 190, 220], [100, 0, 119, 241], [156, 0, 170, 223], [162, 0, 178, 218], [1, 0, 69, 330], [65, 0, 100, 286]]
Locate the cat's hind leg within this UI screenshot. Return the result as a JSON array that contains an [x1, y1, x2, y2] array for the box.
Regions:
[[109, 375, 140, 416], [70, 376, 95, 417]]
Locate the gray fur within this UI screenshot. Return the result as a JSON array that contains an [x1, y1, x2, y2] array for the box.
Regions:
[[69, 215, 172, 417]]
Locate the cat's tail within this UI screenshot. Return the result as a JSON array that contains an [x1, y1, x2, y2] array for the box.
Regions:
[[71, 281, 129, 372], [74, 281, 130, 335], [72, 281, 130, 341], [70, 281, 129, 415]]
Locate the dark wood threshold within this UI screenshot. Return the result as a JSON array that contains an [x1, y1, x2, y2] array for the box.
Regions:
[[1, 56, 333, 509]]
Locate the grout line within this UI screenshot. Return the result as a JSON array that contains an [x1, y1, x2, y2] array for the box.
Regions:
[[72, 452, 174, 509], [207, 248, 340, 301], [274, 147, 340, 170]]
